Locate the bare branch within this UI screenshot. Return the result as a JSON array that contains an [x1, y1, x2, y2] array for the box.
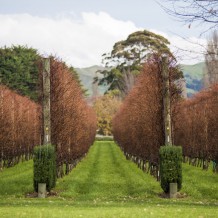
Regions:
[[160, 0, 218, 33]]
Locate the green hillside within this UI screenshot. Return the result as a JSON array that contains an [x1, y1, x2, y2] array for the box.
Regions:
[[181, 62, 205, 79], [76, 63, 205, 98], [180, 62, 205, 97], [75, 65, 108, 96]]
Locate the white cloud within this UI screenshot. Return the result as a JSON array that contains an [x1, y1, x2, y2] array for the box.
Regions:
[[0, 12, 139, 67], [169, 36, 207, 65], [0, 12, 206, 67], [150, 29, 207, 65]]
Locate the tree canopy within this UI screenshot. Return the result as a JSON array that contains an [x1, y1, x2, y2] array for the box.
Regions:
[[93, 93, 121, 136], [0, 45, 85, 101], [95, 30, 175, 97], [104, 30, 171, 67], [0, 45, 40, 101]]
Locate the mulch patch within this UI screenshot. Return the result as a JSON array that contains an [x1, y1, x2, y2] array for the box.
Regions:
[[26, 191, 58, 198], [158, 192, 188, 199]]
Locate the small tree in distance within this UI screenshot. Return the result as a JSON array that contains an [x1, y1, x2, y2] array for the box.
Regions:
[[94, 92, 121, 136]]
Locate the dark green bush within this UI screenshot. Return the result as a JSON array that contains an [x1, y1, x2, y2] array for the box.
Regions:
[[159, 146, 182, 193], [33, 145, 56, 192]]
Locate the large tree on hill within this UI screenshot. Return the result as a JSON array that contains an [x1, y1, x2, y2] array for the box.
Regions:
[[161, 0, 218, 32], [95, 30, 175, 97]]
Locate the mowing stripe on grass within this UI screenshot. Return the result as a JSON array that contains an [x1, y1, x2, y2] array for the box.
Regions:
[[0, 141, 218, 218], [0, 141, 217, 203], [0, 160, 33, 197], [56, 141, 161, 200]]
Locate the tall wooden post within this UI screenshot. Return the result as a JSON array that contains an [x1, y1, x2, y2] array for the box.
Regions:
[[162, 56, 172, 146], [42, 58, 51, 145]]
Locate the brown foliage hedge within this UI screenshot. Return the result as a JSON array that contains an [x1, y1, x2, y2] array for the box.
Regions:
[[174, 84, 218, 164], [112, 58, 180, 171], [113, 63, 163, 165], [47, 58, 97, 176], [0, 86, 41, 168], [1, 58, 97, 173]]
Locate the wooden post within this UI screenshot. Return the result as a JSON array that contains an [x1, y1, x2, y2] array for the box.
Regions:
[[162, 56, 172, 146], [42, 58, 51, 145]]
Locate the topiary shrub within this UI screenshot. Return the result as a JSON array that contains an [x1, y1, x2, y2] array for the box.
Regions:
[[33, 145, 56, 192], [159, 146, 182, 193]]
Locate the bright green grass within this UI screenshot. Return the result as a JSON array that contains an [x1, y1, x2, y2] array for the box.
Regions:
[[56, 141, 161, 200], [0, 200, 217, 218], [182, 162, 218, 200], [0, 160, 33, 197], [0, 141, 217, 218]]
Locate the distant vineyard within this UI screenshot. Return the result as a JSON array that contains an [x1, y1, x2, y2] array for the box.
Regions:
[[174, 84, 218, 171], [0, 86, 41, 169]]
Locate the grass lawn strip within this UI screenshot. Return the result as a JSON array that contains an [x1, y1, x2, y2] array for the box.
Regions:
[[0, 141, 217, 217]]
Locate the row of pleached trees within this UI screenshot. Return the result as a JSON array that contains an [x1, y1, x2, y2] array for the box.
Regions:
[[0, 58, 97, 176], [0, 86, 41, 169], [112, 57, 218, 175], [112, 57, 182, 178], [174, 84, 218, 171], [47, 59, 97, 177], [1, 54, 217, 176]]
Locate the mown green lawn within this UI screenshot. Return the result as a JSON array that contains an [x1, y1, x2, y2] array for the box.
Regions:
[[0, 141, 217, 218]]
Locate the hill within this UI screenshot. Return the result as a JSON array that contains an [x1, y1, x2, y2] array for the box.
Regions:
[[75, 65, 107, 96], [180, 62, 205, 97], [76, 63, 205, 98]]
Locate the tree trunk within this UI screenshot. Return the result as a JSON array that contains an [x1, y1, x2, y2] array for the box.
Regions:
[[162, 56, 172, 146], [42, 58, 51, 145]]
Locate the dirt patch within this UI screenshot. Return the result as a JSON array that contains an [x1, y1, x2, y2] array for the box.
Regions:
[[26, 191, 59, 198], [158, 192, 188, 199]]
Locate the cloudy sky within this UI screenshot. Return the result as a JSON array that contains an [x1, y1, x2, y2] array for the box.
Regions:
[[0, 0, 208, 67]]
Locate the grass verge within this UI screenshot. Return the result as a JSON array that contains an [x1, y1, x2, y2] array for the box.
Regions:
[[0, 141, 217, 217]]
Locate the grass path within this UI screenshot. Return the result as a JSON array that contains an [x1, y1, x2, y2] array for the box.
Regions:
[[0, 141, 217, 217], [56, 141, 161, 200]]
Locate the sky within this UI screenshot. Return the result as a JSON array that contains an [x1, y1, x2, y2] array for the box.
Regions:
[[0, 0, 208, 67]]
